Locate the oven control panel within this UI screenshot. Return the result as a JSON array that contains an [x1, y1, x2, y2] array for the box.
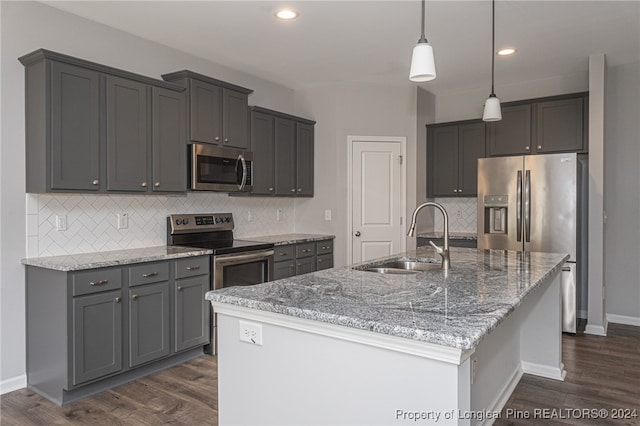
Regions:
[[168, 213, 234, 233]]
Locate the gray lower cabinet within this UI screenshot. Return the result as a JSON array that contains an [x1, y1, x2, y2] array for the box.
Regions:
[[25, 255, 210, 405], [19, 49, 186, 194], [249, 106, 316, 197], [273, 239, 334, 280], [161, 70, 253, 150]]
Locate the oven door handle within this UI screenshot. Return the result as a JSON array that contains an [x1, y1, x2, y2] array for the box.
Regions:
[[216, 250, 274, 265], [237, 154, 247, 191]]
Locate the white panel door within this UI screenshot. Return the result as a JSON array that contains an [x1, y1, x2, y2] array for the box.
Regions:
[[352, 141, 403, 263]]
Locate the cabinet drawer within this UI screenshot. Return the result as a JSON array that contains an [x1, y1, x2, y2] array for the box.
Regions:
[[296, 242, 316, 258], [296, 256, 316, 275], [273, 261, 296, 280], [316, 240, 333, 255], [128, 262, 169, 286], [274, 245, 295, 262], [175, 256, 210, 279], [316, 253, 334, 271], [72, 268, 122, 297]]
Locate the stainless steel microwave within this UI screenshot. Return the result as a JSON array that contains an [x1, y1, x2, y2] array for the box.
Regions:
[[189, 144, 253, 192]]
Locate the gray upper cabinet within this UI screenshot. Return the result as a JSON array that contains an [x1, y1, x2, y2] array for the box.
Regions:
[[106, 76, 149, 192], [19, 49, 186, 194], [427, 121, 485, 197], [250, 110, 276, 195], [152, 87, 187, 192], [250, 106, 316, 197], [296, 122, 314, 196], [162, 70, 253, 150], [486, 104, 532, 156], [487, 93, 587, 157]]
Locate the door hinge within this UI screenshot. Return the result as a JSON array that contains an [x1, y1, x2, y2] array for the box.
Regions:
[[399, 155, 403, 165]]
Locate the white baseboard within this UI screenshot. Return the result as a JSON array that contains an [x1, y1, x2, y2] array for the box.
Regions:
[[607, 313, 640, 327], [482, 367, 524, 426], [1, 374, 26, 395], [521, 361, 566, 381], [585, 323, 608, 336]]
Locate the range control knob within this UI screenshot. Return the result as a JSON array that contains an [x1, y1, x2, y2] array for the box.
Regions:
[[184, 218, 189, 225]]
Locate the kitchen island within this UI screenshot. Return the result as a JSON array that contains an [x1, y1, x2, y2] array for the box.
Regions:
[[206, 247, 568, 426]]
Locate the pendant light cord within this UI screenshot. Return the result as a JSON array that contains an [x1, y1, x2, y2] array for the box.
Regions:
[[419, 0, 427, 42], [491, 0, 496, 96]]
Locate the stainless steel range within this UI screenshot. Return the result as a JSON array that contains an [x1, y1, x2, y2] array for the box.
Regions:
[[167, 212, 274, 354]]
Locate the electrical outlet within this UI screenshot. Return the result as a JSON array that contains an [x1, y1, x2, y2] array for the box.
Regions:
[[324, 209, 332, 221], [247, 210, 253, 222], [117, 213, 129, 230], [239, 320, 263, 346], [276, 209, 282, 221], [55, 215, 67, 231], [471, 357, 478, 384]]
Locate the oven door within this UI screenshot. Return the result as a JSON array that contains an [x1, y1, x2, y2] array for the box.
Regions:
[[213, 249, 274, 290]]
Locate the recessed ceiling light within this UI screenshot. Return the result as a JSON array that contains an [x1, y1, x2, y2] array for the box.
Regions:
[[275, 9, 299, 20], [497, 48, 517, 56]]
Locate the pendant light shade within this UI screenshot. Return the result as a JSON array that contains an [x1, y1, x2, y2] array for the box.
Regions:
[[483, 0, 501, 121], [409, 0, 436, 82]]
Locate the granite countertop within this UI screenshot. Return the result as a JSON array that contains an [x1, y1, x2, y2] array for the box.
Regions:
[[417, 232, 477, 240], [206, 247, 568, 351], [245, 233, 335, 246], [21, 246, 213, 272]]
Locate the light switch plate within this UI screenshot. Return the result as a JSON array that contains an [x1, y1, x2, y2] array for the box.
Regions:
[[324, 209, 332, 221], [55, 215, 67, 231], [117, 213, 129, 230]]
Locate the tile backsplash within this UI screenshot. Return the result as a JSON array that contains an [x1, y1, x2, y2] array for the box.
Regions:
[[433, 197, 478, 233], [26, 193, 295, 257]]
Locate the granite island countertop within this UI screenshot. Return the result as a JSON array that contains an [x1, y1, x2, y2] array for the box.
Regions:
[[244, 233, 335, 246], [21, 246, 213, 272], [206, 247, 568, 351]]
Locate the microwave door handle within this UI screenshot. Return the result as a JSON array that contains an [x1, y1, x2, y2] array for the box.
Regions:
[[237, 155, 247, 190], [516, 170, 522, 242]]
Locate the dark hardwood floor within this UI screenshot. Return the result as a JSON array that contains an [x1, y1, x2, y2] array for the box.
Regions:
[[1, 323, 638, 425]]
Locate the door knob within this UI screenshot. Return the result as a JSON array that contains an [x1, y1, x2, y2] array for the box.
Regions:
[[355, 231, 361, 237]]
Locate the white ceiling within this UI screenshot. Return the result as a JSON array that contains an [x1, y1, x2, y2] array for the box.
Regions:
[[43, 1, 640, 94]]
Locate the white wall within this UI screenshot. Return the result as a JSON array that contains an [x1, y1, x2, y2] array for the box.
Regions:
[[416, 87, 436, 233], [293, 84, 418, 267], [604, 61, 640, 325], [0, 0, 297, 391]]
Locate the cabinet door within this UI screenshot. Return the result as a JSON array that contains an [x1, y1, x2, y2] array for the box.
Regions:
[[222, 89, 249, 149], [152, 87, 187, 192], [296, 122, 314, 196], [250, 111, 275, 195], [175, 276, 210, 352], [533, 97, 584, 153], [428, 126, 459, 197], [50, 62, 101, 191], [457, 123, 485, 196], [190, 80, 222, 144], [106, 76, 149, 191], [129, 282, 170, 367], [486, 104, 532, 156], [72, 290, 122, 386], [296, 256, 316, 275], [273, 261, 296, 280], [274, 118, 296, 196]]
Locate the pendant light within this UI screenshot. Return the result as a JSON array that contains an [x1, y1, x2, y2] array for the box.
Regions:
[[409, 0, 436, 82], [482, 0, 502, 121]]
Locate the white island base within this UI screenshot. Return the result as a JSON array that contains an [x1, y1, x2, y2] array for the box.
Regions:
[[212, 269, 565, 426]]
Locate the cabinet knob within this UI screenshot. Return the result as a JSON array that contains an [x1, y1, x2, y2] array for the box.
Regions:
[[355, 231, 361, 237], [141, 182, 147, 187], [459, 189, 463, 193], [92, 179, 99, 185], [224, 138, 229, 143], [269, 187, 273, 191], [297, 188, 302, 192], [453, 189, 458, 193], [132, 294, 138, 300], [177, 286, 182, 291], [290, 189, 295, 193], [215, 136, 220, 141], [537, 145, 542, 150], [154, 182, 160, 187], [115, 297, 122, 303], [525, 146, 530, 151]]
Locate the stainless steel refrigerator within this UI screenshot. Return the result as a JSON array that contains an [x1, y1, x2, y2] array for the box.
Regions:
[[477, 152, 588, 333]]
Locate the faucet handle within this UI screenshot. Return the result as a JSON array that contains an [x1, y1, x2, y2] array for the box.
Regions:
[[429, 240, 444, 254]]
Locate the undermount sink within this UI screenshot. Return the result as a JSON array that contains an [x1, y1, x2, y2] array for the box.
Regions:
[[357, 259, 442, 274]]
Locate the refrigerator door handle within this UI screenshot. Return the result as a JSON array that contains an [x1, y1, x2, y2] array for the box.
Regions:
[[516, 170, 522, 242], [524, 170, 531, 242]]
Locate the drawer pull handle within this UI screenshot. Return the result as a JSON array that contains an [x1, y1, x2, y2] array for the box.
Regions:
[[186, 266, 200, 271], [115, 297, 122, 303], [279, 252, 288, 256], [132, 294, 138, 300], [90, 279, 109, 286], [142, 272, 158, 278], [318, 259, 323, 262]]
